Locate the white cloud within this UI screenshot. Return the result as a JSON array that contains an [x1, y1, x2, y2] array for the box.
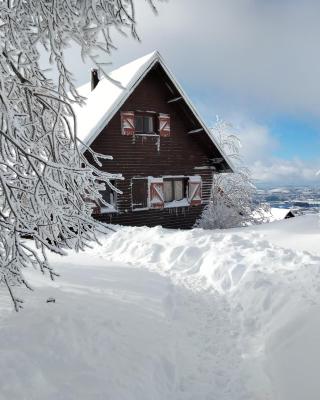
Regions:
[[105, 0, 320, 118], [225, 117, 320, 184], [251, 159, 319, 185], [229, 118, 279, 164], [43, 1, 320, 118]]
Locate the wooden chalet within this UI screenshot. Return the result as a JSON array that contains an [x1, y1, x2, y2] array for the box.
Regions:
[[75, 51, 233, 229]]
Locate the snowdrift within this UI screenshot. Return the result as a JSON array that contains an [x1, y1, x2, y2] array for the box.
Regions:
[[0, 215, 319, 399]]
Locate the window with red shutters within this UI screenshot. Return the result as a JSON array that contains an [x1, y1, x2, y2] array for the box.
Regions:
[[122, 112, 170, 137], [130, 176, 202, 211]]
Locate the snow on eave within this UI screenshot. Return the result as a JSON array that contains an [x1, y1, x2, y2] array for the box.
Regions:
[[78, 50, 233, 172]]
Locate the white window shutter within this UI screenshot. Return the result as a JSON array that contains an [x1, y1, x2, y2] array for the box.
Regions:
[[188, 176, 202, 206], [121, 111, 135, 136], [158, 114, 170, 137], [149, 178, 164, 209]]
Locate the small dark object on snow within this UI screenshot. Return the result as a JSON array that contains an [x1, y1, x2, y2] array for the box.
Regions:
[[46, 297, 56, 303]]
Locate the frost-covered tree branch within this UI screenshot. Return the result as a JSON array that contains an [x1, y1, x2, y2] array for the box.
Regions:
[[0, 0, 154, 310], [196, 118, 269, 230]]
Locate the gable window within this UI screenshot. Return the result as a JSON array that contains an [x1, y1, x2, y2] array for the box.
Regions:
[[135, 115, 154, 134], [121, 112, 171, 137], [164, 178, 187, 203]]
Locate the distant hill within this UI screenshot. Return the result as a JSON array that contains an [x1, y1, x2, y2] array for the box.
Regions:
[[254, 184, 320, 215]]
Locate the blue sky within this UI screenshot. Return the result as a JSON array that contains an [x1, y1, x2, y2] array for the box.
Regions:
[[57, 0, 320, 185], [269, 117, 320, 161]]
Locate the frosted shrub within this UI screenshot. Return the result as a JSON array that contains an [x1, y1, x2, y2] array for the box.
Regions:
[[196, 119, 267, 230]]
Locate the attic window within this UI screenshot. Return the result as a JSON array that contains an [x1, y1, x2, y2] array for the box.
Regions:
[[135, 115, 154, 134]]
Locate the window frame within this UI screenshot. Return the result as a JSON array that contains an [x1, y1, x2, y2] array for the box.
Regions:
[[130, 176, 202, 212], [163, 177, 188, 205], [134, 112, 157, 135]]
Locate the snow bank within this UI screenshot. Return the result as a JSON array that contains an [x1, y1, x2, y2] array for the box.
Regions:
[[99, 218, 320, 399], [0, 215, 320, 399], [243, 213, 320, 255], [0, 265, 248, 400], [0, 266, 182, 400]]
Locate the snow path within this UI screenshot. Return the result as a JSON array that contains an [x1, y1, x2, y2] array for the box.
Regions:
[[0, 216, 320, 399], [0, 262, 248, 400], [89, 221, 320, 399]]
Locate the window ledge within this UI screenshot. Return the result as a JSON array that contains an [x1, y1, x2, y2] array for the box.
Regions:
[[100, 206, 117, 214], [164, 199, 190, 208], [134, 133, 159, 137]]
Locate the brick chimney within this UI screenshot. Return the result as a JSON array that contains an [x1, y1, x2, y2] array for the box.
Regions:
[[91, 68, 99, 91]]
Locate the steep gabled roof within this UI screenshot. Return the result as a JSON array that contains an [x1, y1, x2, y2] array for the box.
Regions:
[[74, 51, 233, 171]]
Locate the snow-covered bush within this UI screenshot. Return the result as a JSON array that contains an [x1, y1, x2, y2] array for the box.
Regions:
[[0, 1, 154, 309], [196, 118, 267, 229]]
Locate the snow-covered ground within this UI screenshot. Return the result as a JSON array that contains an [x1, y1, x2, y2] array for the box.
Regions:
[[0, 215, 320, 399], [245, 213, 320, 255]]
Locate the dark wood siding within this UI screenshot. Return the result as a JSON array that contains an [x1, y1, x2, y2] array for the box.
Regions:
[[86, 65, 218, 229]]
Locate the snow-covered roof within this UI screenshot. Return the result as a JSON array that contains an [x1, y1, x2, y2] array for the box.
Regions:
[[269, 208, 294, 221], [252, 207, 296, 223], [255, 207, 295, 222], [73, 51, 233, 171]]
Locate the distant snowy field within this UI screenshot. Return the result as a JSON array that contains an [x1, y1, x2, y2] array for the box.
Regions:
[[0, 215, 320, 400]]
